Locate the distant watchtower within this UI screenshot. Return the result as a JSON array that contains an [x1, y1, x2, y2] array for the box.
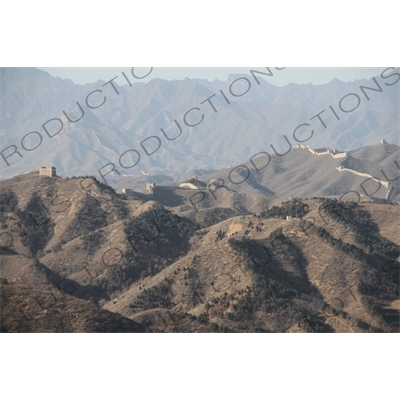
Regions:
[[146, 183, 156, 194], [122, 188, 134, 196], [39, 166, 56, 177]]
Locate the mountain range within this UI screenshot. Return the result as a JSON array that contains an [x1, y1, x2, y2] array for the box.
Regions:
[[1, 68, 399, 332], [1, 67, 399, 185], [1, 170, 399, 332]]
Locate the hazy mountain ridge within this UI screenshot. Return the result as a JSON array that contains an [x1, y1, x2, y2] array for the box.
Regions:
[[142, 141, 399, 204], [1, 67, 398, 183]]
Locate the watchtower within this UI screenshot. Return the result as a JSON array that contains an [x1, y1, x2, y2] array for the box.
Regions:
[[39, 167, 56, 177]]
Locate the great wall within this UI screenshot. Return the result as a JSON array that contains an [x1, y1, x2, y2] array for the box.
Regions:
[[118, 142, 394, 202], [120, 178, 225, 205], [295, 144, 348, 159], [295, 141, 392, 199]]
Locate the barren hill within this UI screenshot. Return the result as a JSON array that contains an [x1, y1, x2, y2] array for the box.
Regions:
[[104, 202, 399, 333], [1, 171, 398, 332], [1, 284, 147, 333]]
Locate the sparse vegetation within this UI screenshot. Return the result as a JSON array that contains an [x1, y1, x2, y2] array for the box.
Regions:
[[215, 230, 226, 241], [15, 192, 55, 255], [227, 231, 330, 332], [130, 281, 174, 310], [261, 198, 308, 219], [119, 210, 198, 283], [314, 226, 365, 260], [2, 169, 398, 333], [80, 230, 105, 255], [64, 195, 108, 241], [318, 198, 399, 260], [0, 190, 18, 215]]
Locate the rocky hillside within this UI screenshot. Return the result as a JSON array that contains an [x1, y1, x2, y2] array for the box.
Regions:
[[1, 171, 398, 332]]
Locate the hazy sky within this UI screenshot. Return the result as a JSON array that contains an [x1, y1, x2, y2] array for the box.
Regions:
[[38, 67, 385, 86]]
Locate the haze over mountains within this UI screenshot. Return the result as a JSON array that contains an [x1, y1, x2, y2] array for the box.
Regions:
[[1, 67, 399, 333], [1, 67, 399, 185]]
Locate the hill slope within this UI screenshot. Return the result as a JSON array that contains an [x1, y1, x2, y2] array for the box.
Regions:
[[1, 171, 398, 332]]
